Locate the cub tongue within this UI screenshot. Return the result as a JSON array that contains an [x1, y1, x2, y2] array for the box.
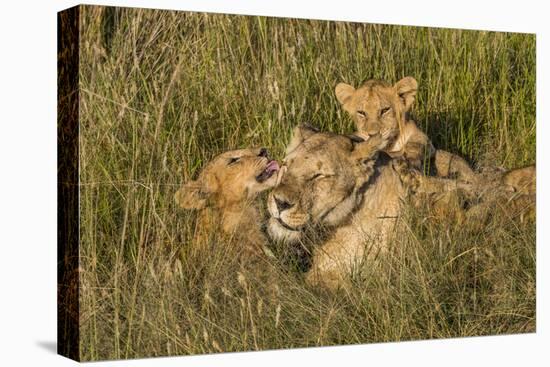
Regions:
[[266, 160, 280, 173]]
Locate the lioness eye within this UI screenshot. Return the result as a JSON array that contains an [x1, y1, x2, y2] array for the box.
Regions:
[[357, 110, 367, 118], [309, 173, 331, 181], [381, 107, 391, 115], [228, 157, 240, 165], [309, 173, 324, 181]]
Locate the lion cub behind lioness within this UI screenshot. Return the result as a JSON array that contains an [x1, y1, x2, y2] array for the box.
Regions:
[[175, 147, 280, 263], [336, 78, 536, 222], [335, 77, 477, 183]]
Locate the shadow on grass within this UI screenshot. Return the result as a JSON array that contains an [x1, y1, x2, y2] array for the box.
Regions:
[[417, 110, 482, 165]]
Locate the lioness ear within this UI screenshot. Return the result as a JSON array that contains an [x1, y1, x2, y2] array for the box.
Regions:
[[174, 175, 217, 210], [349, 135, 386, 178], [335, 83, 356, 105], [285, 124, 319, 155], [394, 77, 418, 111], [350, 134, 386, 160]]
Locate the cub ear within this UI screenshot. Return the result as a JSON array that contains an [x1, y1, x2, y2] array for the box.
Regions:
[[174, 176, 217, 210], [335, 83, 356, 105], [350, 134, 386, 160], [285, 123, 319, 155], [394, 76, 418, 111], [175, 181, 207, 210]]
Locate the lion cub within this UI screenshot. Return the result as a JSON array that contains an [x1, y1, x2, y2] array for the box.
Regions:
[[175, 147, 280, 262], [335, 77, 477, 183], [466, 164, 536, 224], [335, 77, 535, 224]]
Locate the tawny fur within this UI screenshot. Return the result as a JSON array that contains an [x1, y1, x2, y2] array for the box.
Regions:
[[267, 125, 404, 290], [335, 77, 477, 183], [394, 157, 536, 224], [465, 164, 536, 224], [335, 77, 535, 221], [268, 126, 535, 290], [175, 148, 279, 265]]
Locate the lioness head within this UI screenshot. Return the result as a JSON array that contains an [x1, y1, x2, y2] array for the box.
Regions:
[[267, 125, 384, 242], [335, 77, 418, 145], [175, 147, 280, 210]]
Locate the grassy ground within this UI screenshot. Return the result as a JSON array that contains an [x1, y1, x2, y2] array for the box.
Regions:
[[77, 5, 535, 361]]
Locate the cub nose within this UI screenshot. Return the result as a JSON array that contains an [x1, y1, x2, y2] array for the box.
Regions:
[[258, 148, 269, 157], [274, 196, 293, 212]]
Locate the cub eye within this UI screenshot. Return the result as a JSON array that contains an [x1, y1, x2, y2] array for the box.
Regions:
[[357, 110, 367, 118], [381, 107, 391, 115], [228, 157, 240, 165]]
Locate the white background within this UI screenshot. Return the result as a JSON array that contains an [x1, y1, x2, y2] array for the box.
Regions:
[[0, 0, 547, 365]]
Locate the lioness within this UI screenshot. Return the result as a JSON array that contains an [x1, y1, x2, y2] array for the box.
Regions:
[[335, 77, 477, 183], [267, 125, 404, 289], [175, 147, 280, 262]]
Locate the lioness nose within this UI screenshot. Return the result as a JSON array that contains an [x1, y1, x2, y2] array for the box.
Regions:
[[367, 122, 381, 137], [274, 196, 293, 212], [258, 148, 268, 157], [367, 128, 380, 137]]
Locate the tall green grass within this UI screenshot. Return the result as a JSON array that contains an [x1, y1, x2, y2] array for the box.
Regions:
[[77, 5, 535, 361]]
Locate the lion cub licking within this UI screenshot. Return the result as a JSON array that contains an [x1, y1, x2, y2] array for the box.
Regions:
[[175, 147, 280, 264]]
